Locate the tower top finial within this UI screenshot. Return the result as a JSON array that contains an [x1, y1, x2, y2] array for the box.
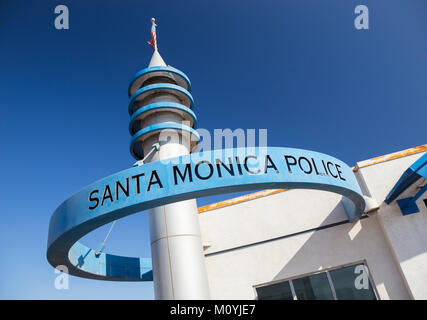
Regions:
[[147, 17, 166, 67], [147, 17, 158, 51]]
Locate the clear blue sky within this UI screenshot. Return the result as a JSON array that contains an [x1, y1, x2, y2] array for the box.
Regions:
[[0, 0, 426, 299]]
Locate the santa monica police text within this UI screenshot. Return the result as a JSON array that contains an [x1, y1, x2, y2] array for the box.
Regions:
[[88, 153, 347, 210]]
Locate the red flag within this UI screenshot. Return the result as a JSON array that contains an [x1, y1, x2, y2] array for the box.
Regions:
[[147, 19, 157, 50]]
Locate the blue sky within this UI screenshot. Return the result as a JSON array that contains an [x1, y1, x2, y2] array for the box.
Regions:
[[0, 0, 426, 299]]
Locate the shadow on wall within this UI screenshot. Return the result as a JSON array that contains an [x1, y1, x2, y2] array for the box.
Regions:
[[378, 187, 427, 263], [270, 202, 411, 300]]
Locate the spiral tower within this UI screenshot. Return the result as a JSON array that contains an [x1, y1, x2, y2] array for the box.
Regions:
[[126, 19, 210, 299], [128, 65, 199, 161]]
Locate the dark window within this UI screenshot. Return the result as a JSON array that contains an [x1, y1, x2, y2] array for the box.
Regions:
[[255, 280, 293, 300], [292, 272, 334, 300], [329, 264, 377, 300], [141, 76, 177, 87], [255, 262, 377, 300]]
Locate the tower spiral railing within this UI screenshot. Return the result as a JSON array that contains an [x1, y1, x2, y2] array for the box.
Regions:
[[127, 66, 200, 160]]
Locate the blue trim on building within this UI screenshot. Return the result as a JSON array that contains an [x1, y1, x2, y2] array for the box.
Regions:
[[128, 83, 194, 115], [128, 102, 197, 135], [128, 66, 191, 97], [130, 122, 200, 160], [385, 152, 427, 215]]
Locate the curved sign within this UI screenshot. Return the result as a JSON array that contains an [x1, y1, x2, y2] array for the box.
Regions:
[[47, 147, 365, 281]]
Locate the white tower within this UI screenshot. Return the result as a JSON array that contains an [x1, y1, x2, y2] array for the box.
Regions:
[[127, 18, 210, 299]]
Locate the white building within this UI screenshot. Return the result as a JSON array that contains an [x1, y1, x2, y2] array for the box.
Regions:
[[126, 40, 426, 300], [122, 22, 427, 300], [197, 145, 427, 300]]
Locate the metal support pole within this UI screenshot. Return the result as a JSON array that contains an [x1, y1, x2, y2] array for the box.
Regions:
[[143, 134, 210, 299], [134, 72, 210, 299]]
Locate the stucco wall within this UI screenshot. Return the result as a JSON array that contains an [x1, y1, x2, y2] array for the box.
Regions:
[[357, 151, 427, 299], [199, 188, 410, 299]]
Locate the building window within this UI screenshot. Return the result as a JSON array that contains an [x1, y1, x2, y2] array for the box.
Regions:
[[255, 262, 378, 300], [292, 272, 335, 300], [255, 280, 294, 300]]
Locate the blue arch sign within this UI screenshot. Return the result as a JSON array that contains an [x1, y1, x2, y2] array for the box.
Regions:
[[47, 147, 365, 281]]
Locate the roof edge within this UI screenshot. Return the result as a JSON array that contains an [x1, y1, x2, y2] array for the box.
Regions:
[[197, 144, 427, 213], [354, 144, 427, 171], [198, 189, 287, 214]]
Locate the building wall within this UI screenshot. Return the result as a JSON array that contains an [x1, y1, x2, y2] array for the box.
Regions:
[[356, 151, 427, 299], [198, 147, 427, 300]]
